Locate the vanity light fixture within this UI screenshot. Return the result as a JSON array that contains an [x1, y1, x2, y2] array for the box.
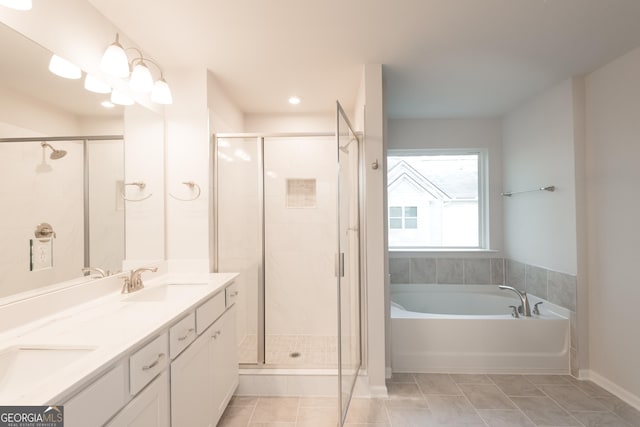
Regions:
[[100, 34, 129, 78], [129, 59, 154, 93], [288, 96, 301, 105], [151, 76, 173, 105], [0, 0, 32, 10], [111, 89, 134, 106], [100, 33, 173, 104], [101, 100, 115, 108], [48, 54, 81, 79], [84, 74, 111, 94]]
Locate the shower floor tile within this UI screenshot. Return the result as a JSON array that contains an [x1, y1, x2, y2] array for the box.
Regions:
[[238, 334, 338, 368]]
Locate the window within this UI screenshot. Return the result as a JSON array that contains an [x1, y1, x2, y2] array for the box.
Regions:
[[387, 149, 487, 249], [389, 206, 418, 229]]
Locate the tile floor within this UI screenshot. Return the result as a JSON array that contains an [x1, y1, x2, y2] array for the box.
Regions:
[[239, 335, 338, 368], [218, 373, 640, 426]]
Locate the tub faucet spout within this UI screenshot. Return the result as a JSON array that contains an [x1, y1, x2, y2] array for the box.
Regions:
[[499, 285, 532, 317]]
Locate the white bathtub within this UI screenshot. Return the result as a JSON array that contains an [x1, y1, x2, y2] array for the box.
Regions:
[[391, 284, 570, 374]]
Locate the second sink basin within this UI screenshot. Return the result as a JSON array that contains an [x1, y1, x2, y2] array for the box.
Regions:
[[0, 345, 95, 402]]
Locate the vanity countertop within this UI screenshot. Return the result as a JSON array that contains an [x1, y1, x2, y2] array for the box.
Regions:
[[0, 272, 238, 406]]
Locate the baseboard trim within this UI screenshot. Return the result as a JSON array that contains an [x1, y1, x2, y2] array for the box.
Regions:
[[580, 369, 640, 411]]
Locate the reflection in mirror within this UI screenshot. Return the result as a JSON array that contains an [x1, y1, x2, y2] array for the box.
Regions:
[[0, 23, 125, 299]]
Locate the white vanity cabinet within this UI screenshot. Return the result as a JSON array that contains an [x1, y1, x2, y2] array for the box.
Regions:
[[171, 290, 239, 426], [56, 277, 238, 427], [106, 371, 170, 427], [211, 304, 238, 419]]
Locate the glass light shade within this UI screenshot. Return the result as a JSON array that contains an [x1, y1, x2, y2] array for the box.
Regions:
[[130, 63, 154, 93], [151, 78, 173, 105], [48, 55, 81, 79], [101, 101, 115, 108], [110, 89, 134, 106], [84, 75, 111, 94], [100, 42, 129, 78], [0, 0, 32, 10]]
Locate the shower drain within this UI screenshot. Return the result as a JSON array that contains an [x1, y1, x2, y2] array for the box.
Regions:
[[289, 352, 301, 358]]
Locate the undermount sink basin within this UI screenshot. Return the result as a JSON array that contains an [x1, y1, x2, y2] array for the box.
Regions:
[[0, 345, 95, 401], [123, 283, 209, 302]]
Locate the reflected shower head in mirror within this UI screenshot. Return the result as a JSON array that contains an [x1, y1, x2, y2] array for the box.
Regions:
[[41, 142, 67, 159], [339, 136, 358, 153]]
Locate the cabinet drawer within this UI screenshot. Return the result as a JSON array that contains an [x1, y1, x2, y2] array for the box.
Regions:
[[64, 362, 128, 427], [129, 333, 168, 395], [169, 313, 196, 359], [195, 292, 225, 334], [225, 282, 239, 307]]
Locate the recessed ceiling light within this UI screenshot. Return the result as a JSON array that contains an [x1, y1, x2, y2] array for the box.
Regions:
[[101, 101, 115, 108], [288, 96, 301, 105]]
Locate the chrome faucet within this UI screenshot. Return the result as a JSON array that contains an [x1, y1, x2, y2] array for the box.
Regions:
[[82, 267, 109, 278], [121, 267, 158, 294], [499, 285, 532, 317]]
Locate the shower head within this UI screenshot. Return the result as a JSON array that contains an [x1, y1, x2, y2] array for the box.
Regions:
[[339, 136, 358, 153], [41, 142, 67, 160]]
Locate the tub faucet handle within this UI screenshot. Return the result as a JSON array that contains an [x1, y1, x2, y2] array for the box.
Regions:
[[508, 305, 520, 318], [533, 301, 543, 315]]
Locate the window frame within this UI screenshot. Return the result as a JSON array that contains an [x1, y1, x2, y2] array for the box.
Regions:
[[387, 148, 489, 251]]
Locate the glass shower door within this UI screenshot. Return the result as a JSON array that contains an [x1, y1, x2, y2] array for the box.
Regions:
[[337, 102, 361, 424]]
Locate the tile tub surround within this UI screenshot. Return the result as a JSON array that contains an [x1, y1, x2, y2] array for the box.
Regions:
[[218, 374, 640, 426], [389, 257, 505, 286], [389, 256, 577, 312]]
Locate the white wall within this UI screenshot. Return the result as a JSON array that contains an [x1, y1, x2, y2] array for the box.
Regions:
[[585, 46, 640, 402], [208, 71, 244, 134], [359, 64, 387, 395], [244, 113, 333, 133], [388, 118, 503, 252], [502, 80, 578, 274], [124, 104, 165, 262], [163, 68, 209, 270], [0, 86, 80, 137]]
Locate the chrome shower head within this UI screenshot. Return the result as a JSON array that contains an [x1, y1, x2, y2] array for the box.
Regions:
[[41, 142, 67, 159]]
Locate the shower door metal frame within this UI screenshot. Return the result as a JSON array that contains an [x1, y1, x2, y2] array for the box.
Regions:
[[335, 102, 363, 425], [0, 135, 124, 267]]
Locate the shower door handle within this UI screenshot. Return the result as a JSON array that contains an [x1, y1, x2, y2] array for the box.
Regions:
[[335, 252, 345, 278]]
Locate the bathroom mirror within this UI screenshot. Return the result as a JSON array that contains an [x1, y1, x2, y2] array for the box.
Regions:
[[0, 23, 163, 300]]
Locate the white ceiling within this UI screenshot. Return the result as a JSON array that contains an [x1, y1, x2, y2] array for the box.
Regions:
[[87, 0, 640, 118]]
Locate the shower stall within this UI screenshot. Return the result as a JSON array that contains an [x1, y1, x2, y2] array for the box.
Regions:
[[212, 103, 362, 422]]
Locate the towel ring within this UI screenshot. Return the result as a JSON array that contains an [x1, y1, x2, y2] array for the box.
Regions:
[[122, 181, 153, 202], [169, 181, 201, 202]]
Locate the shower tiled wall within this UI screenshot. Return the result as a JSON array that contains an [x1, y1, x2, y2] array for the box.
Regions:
[[390, 255, 579, 375]]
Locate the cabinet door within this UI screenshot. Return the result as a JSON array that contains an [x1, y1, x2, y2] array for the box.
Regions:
[[211, 305, 239, 423], [106, 371, 169, 427], [170, 329, 214, 427]]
